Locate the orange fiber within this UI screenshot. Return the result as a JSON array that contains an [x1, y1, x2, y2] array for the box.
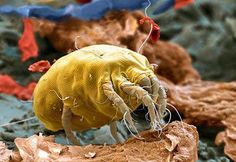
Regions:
[[18, 18, 38, 62], [174, 0, 194, 9], [0, 74, 36, 100], [28, 60, 51, 73]]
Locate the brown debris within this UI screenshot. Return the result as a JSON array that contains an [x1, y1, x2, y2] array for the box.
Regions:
[[165, 81, 236, 127], [31, 11, 200, 84], [9, 122, 198, 162], [165, 80, 236, 161], [32, 10, 236, 127], [143, 41, 200, 84], [32, 11, 139, 52], [215, 115, 236, 161], [31, 11, 236, 160], [148, 77, 236, 159], [0, 141, 12, 162]]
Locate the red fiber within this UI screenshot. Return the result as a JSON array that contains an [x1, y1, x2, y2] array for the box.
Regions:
[[0, 75, 37, 100], [75, 0, 91, 4], [28, 60, 51, 72], [139, 17, 160, 43], [174, 0, 194, 9], [18, 18, 38, 62]]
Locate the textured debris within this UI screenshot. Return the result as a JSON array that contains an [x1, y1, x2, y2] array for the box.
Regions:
[[198, 140, 229, 161], [157, 0, 236, 81], [215, 115, 236, 161], [164, 80, 236, 161], [30, 11, 236, 161], [32, 11, 139, 52], [165, 81, 236, 127], [32, 10, 236, 126], [0, 141, 12, 162], [9, 122, 198, 162], [31, 10, 200, 84], [142, 40, 200, 84]]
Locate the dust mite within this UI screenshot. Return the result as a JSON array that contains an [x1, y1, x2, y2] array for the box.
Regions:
[[33, 44, 167, 145]]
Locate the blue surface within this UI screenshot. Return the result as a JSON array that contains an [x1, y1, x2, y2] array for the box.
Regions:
[[0, 0, 159, 21]]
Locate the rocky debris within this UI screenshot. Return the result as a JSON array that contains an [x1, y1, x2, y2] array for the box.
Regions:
[[0, 94, 42, 150], [198, 140, 230, 162], [0, 15, 22, 75], [0, 141, 12, 162], [142, 40, 200, 84], [156, 0, 236, 81], [30, 10, 236, 161], [164, 81, 236, 161], [31, 11, 200, 84], [0, 93, 226, 161], [8, 121, 198, 162], [1, 3, 236, 161], [151, 78, 236, 160], [165, 81, 236, 127], [31, 10, 236, 127], [32, 11, 139, 52], [215, 115, 236, 161]]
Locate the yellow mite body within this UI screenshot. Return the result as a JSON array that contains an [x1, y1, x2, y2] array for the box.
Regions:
[[33, 45, 154, 132]]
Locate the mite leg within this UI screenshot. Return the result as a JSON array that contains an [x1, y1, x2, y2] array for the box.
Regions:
[[149, 76, 159, 102], [139, 77, 152, 95], [121, 80, 160, 130], [110, 121, 121, 143], [150, 76, 167, 118], [102, 82, 138, 133], [62, 107, 80, 145]]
